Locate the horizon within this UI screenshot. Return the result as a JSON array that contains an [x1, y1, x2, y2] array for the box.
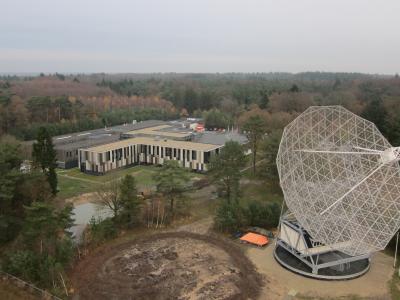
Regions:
[[0, 71, 397, 77]]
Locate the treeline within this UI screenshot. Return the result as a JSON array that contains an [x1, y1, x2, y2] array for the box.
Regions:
[[95, 72, 386, 113], [0, 79, 179, 140], [11, 108, 179, 140], [2, 73, 400, 145]]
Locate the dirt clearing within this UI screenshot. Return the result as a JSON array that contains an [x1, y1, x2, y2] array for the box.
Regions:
[[71, 232, 263, 300], [246, 244, 393, 300]]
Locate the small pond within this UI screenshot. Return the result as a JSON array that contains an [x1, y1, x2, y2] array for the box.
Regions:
[[69, 203, 112, 242]]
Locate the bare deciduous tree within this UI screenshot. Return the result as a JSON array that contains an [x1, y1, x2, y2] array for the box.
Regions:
[[95, 181, 122, 219]]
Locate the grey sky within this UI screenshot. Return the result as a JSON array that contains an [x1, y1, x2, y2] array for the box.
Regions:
[[1, 0, 399, 74]]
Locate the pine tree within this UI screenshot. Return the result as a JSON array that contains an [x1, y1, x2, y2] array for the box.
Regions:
[[361, 97, 388, 135], [32, 127, 58, 194], [209, 141, 246, 203], [153, 160, 189, 215], [119, 174, 140, 227], [260, 130, 282, 180], [243, 115, 265, 174]]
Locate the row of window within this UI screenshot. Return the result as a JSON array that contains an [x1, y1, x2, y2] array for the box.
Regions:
[[65, 150, 78, 158], [92, 145, 207, 164]]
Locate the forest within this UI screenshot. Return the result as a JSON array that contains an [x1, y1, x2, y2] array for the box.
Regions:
[[1, 72, 400, 144]]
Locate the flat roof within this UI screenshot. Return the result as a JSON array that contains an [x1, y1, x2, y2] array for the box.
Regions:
[[194, 131, 248, 145], [83, 136, 222, 153], [125, 124, 193, 138], [24, 120, 167, 147], [55, 134, 120, 151]]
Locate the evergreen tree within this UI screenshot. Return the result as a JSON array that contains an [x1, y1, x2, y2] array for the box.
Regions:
[[260, 130, 282, 180], [386, 114, 400, 146], [209, 141, 246, 203], [215, 201, 245, 232], [153, 160, 189, 215], [289, 84, 300, 93], [183, 88, 199, 113], [0, 138, 23, 243], [4, 202, 74, 288], [203, 109, 231, 129], [361, 97, 388, 135], [119, 174, 140, 227], [243, 115, 265, 174], [32, 127, 58, 194], [259, 89, 270, 109]]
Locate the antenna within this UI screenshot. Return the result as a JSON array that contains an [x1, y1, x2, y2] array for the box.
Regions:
[[276, 106, 400, 257]]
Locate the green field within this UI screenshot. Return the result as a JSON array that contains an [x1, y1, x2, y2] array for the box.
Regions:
[[57, 165, 204, 199], [56, 175, 98, 199]]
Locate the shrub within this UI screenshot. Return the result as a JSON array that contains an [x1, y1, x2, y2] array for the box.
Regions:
[[214, 201, 246, 232], [244, 201, 281, 229], [3, 250, 39, 282], [87, 217, 117, 244]]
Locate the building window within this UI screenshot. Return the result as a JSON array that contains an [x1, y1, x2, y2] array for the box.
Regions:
[[204, 151, 210, 164], [192, 150, 197, 160], [166, 147, 172, 157]]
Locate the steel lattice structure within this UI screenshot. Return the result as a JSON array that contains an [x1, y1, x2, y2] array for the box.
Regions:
[[277, 106, 400, 256]]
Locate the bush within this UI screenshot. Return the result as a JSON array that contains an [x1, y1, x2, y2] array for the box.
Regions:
[[3, 250, 67, 289], [244, 201, 281, 229], [87, 217, 117, 244], [3, 250, 38, 282], [214, 200, 282, 233], [214, 201, 246, 232]]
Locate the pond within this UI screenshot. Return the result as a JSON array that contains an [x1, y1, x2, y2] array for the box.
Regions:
[[69, 202, 112, 242]]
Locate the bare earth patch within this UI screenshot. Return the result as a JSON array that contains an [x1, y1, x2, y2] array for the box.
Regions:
[[71, 232, 263, 300], [246, 244, 394, 300]]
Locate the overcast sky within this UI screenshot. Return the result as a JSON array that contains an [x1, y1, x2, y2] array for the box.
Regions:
[[1, 0, 399, 74]]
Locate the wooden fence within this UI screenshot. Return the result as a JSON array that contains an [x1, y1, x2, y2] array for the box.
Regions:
[[0, 270, 62, 300]]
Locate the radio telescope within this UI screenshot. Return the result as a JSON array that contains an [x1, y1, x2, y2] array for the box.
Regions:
[[274, 106, 400, 279]]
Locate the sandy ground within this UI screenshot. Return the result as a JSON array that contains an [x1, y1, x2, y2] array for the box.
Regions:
[[71, 232, 263, 300], [246, 243, 394, 300]]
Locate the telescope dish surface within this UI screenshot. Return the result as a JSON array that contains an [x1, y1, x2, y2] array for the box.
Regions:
[[277, 106, 400, 256]]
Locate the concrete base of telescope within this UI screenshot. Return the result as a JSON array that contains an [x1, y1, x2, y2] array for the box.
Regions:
[[274, 244, 370, 280]]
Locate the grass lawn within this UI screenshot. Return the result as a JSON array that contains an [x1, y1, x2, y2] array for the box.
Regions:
[[57, 165, 205, 199], [57, 175, 98, 199]]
